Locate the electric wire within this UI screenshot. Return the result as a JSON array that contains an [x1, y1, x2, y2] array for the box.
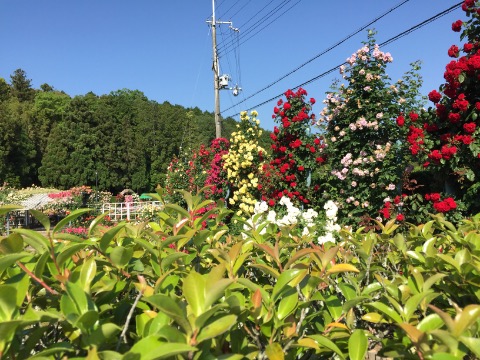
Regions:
[[222, 0, 411, 113], [218, 0, 299, 53], [217, 0, 241, 21], [216, 0, 278, 48], [218, 0, 297, 54], [227, 0, 253, 21], [223, 1, 463, 119]]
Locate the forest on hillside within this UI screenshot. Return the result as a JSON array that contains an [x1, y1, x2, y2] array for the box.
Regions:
[[0, 69, 272, 193]]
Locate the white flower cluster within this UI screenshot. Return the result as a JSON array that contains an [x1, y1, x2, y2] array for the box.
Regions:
[[318, 200, 341, 245], [243, 197, 319, 237]]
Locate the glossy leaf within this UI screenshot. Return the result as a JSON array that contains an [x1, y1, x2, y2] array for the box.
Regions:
[[348, 329, 368, 360], [0, 233, 24, 254], [277, 292, 298, 320], [326, 263, 359, 275], [144, 294, 191, 334], [308, 334, 345, 359], [196, 314, 237, 343], [53, 208, 92, 234], [183, 271, 206, 316], [265, 342, 284, 360], [109, 246, 133, 268], [124, 337, 196, 360]]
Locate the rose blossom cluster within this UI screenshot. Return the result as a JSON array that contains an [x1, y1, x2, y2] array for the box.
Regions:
[[262, 88, 323, 208], [425, 193, 457, 213]]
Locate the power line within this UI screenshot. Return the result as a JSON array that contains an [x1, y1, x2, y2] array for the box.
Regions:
[[223, 1, 463, 119], [217, 0, 279, 48], [218, 0, 301, 54], [222, 0, 412, 113]]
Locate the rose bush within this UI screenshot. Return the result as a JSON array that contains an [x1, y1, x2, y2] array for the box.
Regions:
[[317, 32, 425, 226]]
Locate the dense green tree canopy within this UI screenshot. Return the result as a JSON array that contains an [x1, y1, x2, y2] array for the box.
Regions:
[[0, 69, 271, 193]]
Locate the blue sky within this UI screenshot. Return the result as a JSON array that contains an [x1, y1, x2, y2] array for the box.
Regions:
[[0, 0, 465, 131]]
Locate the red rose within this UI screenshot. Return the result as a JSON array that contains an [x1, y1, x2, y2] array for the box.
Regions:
[[448, 112, 461, 123], [298, 165, 304, 171], [463, 122, 476, 133], [273, 107, 279, 114], [268, 199, 275, 207], [396, 214, 405, 221], [283, 102, 291, 110], [310, 98, 316, 104], [448, 45, 459, 58], [452, 20, 463, 32], [316, 157, 325, 163], [396, 115, 405, 127], [409, 112, 419, 122], [314, 138, 320, 145], [428, 90, 442, 103], [464, 43, 474, 52]]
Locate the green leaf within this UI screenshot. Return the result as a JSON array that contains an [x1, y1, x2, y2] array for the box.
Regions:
[[308, 334, 345, 359], [65, 281, 92, 315], [74, 310, 99, 334], [277, 292, 298, 320], [348, 329, 368, 360], [99, 223, 126, 252], [161, 252, 188, 272], [28, 342, 74, 358], [57, 243, 91, 267], [88, 212, 109, 236], [265, 342, 284, 360], [13, 228, 48, 253], [326, 263, 359, 275], [0, 232, 24, 254], [417, 313, 444, 332], [453, 304, 480, 337], [165, 203, 190, 218], [109, 246, 133, 268], [183, 271, 206, 317], [196, 314, 237, 343], [0, 205, 23, 217], [80, 257, 97, 293], [368, 301, 403, 323], [460, 336, 480, 357], [272, 268, 306, 301], [124, 337, 196, 360], [29, 209, 51, 233], [430, 353, 460, 360], [362, 312, 387, 323], [205, 278, 233, 309], [0, 320, 23, 353], [0, 253, 31, 276], [53, 208, 92, 234], [0, 285, 17, 321], [144, 295, 191, 334], [250, 263, 280, 278]]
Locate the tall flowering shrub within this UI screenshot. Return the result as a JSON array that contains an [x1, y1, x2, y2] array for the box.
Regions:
[[223, 110, 266, 217], [318, 33, 424, 225], [404, 0, 480, 215], [261, 88, 323, 209], [164, 138, 230, 203]]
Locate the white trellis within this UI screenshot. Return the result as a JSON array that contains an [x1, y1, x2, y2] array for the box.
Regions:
[[101, 201, 162, 221]]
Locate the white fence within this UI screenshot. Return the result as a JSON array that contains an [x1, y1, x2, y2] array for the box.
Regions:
[[101, 201, 162, 221]]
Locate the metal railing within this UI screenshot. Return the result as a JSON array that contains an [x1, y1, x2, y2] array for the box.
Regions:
[[101, 201, 163, 221]]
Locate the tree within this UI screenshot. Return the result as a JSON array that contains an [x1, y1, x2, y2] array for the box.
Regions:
[[10, 68, 35, 102]]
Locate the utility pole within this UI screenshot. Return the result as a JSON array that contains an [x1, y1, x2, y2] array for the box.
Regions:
[[211, 0, 221, 138], [207, 0, 234, 139]]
